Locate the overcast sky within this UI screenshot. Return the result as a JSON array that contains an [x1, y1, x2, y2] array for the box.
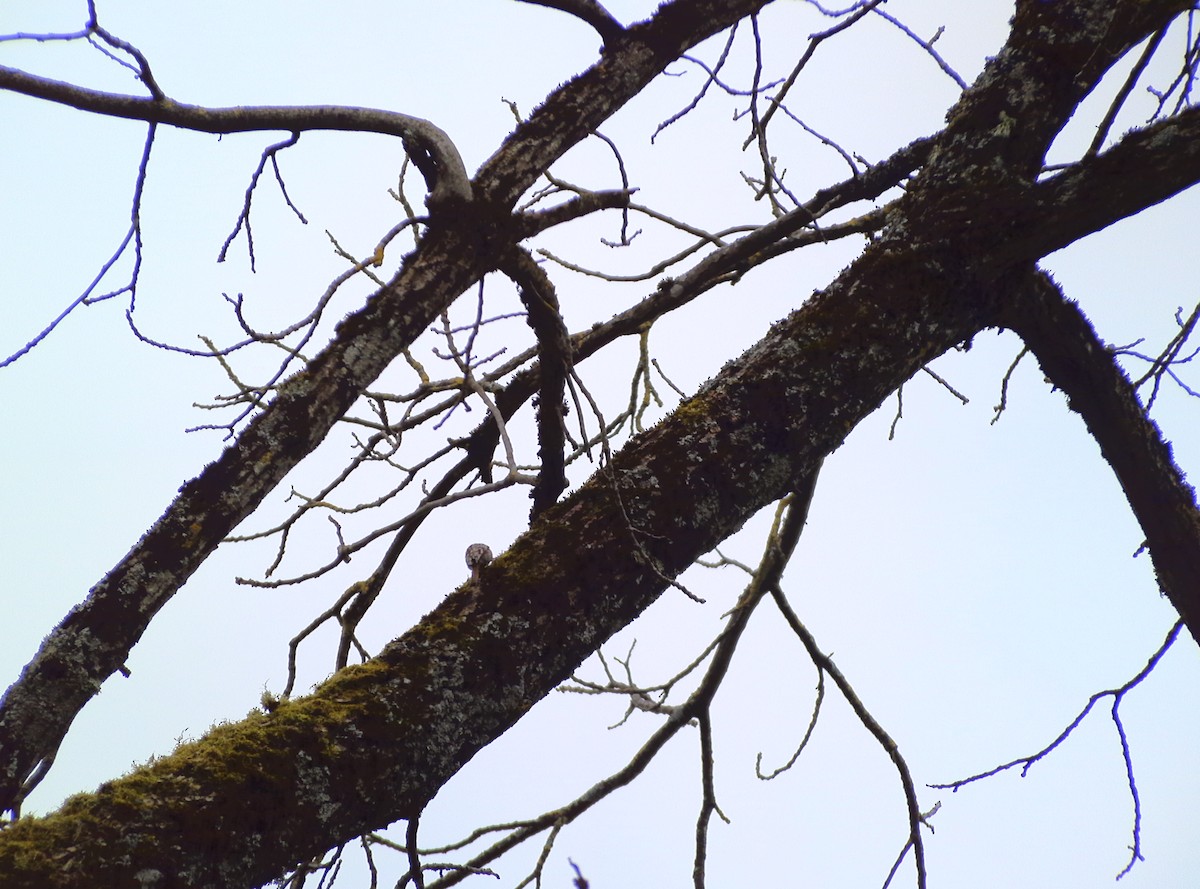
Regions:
[[2, 2, 1199, 887]]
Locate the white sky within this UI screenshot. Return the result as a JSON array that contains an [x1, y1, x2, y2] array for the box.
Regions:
[[2, 2, 1199, 887]]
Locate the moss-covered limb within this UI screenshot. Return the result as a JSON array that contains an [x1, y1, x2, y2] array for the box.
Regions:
[[1001, 275, 1200, 643], [0, 229, 1005, 887], [0, 223, 492, 817]]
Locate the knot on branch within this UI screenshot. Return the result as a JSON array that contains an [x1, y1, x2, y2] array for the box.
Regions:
[[402, 126, 474, 212]]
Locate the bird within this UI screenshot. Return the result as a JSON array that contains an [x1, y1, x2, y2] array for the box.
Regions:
[[465, 543, 493, 583]]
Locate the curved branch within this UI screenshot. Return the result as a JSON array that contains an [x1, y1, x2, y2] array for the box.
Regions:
[[514, 0, 626, 47], [0, 64, 472, 209], [498, 247, 571, 519]]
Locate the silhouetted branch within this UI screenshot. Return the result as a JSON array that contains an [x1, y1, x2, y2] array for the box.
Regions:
[[932, 620, 1184, 880], [0, 64, 473, 209], [515, 0, 626, 46], [1001, 273, 1200, 642], [499, 247, 572, 519]]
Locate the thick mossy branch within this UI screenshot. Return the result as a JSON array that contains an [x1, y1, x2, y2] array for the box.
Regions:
[[0, 227, 1007, 886]]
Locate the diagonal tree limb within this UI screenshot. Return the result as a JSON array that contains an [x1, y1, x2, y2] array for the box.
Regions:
[[1012, 105, 1200, 263], [1000, 273, 1200, 642], [0, 192, 1011, 888]]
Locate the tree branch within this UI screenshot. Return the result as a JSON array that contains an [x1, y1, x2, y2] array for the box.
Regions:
[[1000, 273, 1200, 642], [0, 64, 473, 209], [514, 0, 626, 47], [1012, 105, 1200, 263], [475, 0, 774, 208], [0, 161, 1020, 888], [497, 247, 571, 519]]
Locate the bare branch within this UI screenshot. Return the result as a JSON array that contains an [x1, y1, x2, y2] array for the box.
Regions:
[[0, 64, 473, 209], [931, 620, 1184, 881], [768, 587, 931, 889], [514, 0, 626, 47], [1085, 24, 1169, 157], [1, 122, 156, 369], [217, 132, 308, 269], [871, 8, 968, 90]]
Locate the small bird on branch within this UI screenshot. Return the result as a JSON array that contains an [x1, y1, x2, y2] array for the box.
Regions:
[[465, 543, 494, 583]]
